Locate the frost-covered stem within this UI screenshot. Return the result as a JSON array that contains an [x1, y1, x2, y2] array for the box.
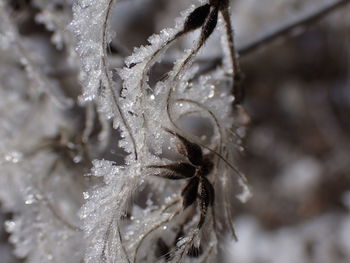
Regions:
[[102, 219, 131, 263], [239, 0, 350, 56], [117, 222, 131, 263], [138, 37, 177, 94], [172, 43, 205, 82], [101, 0, 117, 89], [101, 0, 115, 75], [101, 219, 115, 262], [101, 0, 138, 160], [133, 202, 181, 262]]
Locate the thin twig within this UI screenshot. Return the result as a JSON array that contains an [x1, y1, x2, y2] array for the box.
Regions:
[[192, 0, 350, 77], [238, 0, 350, 56], [221, 7, 244, 104]]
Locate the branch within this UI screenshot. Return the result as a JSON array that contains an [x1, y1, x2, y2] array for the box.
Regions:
[[238, 0, 350, 56], [191, 0, 350, 80]]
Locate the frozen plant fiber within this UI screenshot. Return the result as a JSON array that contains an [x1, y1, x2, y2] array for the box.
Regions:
[[0, 0, 253, 262]]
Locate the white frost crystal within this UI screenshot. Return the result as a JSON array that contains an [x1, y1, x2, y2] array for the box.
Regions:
[[70, 0, 115, 103]]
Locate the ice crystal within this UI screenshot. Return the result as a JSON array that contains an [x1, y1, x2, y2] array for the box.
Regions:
[[70, 0, 117, 107]]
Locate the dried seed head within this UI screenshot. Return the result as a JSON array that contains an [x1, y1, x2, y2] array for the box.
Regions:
[[181, 4, 211, 35]]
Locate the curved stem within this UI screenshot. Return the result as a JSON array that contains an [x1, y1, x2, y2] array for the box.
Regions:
[[133, 206, 181, 263], [138, 36, 178, 94], [102, 0, 138, 160]]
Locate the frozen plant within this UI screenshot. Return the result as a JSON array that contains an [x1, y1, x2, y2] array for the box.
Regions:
[[1, 0, 349, 262], [0, 0, 250, 261], [72, 0, 250, 262]]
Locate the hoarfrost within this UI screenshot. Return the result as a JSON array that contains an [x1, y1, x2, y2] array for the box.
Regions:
[[70, 0, 117, 105]]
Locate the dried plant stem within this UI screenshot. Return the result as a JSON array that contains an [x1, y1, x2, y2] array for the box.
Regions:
[[220, 8, 243, 104], [195, 0, 350, 76], [117, 221, 132, 263], [132, 199, 181, 262], [223, 187, 238, 240], [101, 0, 138, 160], [138, 37, 178, 93], [102, 217, 131, 263], [239, 0, 350, 55], [133, 206, 182, 263]]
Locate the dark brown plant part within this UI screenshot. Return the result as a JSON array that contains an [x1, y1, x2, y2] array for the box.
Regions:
[[148, 128, 215, 230], [171, 0, 244, 105], [154, 230, 203, 262], [182, 177, 199, 208], [173, 227, 204, 258], [129, 3, 215, 98], [128, 1, 243, 106], [187, 244, 203, 258], [155, 238, 171, 261], [196, 0, 350, 102], [126, 3, 211, 69], [178, 4, 211, 37]]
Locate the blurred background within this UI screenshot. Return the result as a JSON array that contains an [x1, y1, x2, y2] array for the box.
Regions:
[[0, 0, 349, 262]]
